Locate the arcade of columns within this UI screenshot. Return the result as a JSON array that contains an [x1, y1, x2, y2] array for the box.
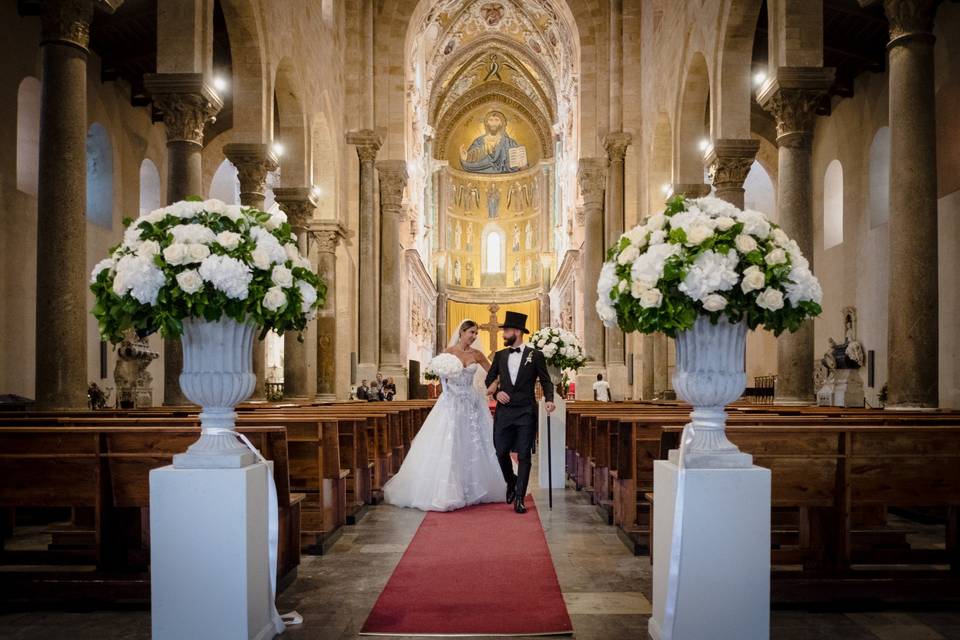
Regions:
[[27, 0, 946, 408]]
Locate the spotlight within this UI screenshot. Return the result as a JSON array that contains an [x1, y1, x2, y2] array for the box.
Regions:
[[272, 143, 284, 157], [698, 139, 710, 152], [753, 71, 767, 87], [661, 183, 673, 196], [311, 186, 322, 199], [212, 76, 228, 92]]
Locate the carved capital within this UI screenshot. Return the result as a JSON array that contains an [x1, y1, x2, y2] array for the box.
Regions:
[[347, 129, 383, 164], [577, 157, 607, 212], [882, 0, 939, 41], [309, 221, 344, 256], [223, 143, 279, 202], [144, 73, 223, 145], [273, 186, 319, 230], [603, 131, 633, 162], [757, 68, 834, 148], [705, 138, 760, 189], [376, 160, 408, 216], [40, 0, 95, 49]]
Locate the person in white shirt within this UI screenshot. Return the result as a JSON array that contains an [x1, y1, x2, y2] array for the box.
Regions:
[[593, 372, 611, 402]]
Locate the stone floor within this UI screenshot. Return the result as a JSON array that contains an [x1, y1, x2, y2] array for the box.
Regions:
[[1, 457, 960, 639]]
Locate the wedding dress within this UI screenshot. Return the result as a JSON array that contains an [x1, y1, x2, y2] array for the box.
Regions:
[[383, 363, 507, 511]]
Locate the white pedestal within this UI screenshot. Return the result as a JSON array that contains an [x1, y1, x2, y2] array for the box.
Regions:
[[538, 397, 566, 489], [649, 460, 770, 640], [151, 464, 277, 640]]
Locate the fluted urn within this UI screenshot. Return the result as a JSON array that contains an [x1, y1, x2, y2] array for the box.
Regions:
[[672, 315, 752, 468]]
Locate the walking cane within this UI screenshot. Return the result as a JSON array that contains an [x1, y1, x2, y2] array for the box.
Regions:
[[546, 411, 553, 510]]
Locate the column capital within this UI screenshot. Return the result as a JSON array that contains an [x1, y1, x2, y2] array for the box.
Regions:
[[144, 73, 223, 145], [272, 186, 319, 229], [308, 220, 344, 254], [347, 129, 383, 163], [757, 67, 835, 147], [704, 138, 761, 190], [223, 143, 279, 204], [603, 131, 633, 162], [37, 0, 120, 50], [376, 160, 408, 216], [869, 0, 940, 42], [577, 157, 607, 212]]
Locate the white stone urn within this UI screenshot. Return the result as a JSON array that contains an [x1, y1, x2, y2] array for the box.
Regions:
[[173, 317, 258, 468], [547, 364, 564, 386], [672, 315, 752, 468]]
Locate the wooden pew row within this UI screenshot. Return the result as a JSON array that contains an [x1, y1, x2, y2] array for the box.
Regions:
[[0, 425, 302, 603]]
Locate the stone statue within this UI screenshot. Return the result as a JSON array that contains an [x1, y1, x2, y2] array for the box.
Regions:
[[815, 307, 865, 408], [114, 332, 159, 408]]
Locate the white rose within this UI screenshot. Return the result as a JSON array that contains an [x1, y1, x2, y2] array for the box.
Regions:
[[715, 216, 736, 232], [702, 294, 727, 312], [187, 243, 210, 263], [202, 199, 227, 214], [765, 248, 787, 266], [264, 209, 288, 231], [216, 231, 241, 251], [740, 265, 766, 293], [756, 287, 785, 311], [686, 224, 713, 246], [176, 269, 204, 294], [735, 234, 758, 254], [122, 224, 143, 248], [639, 288, 663, 309], [625, 226, 647, 247], [596, 299, 618, 326], [90, 258, 114, 283], [198, 254, 253, 300], [630, 280, 649, 299], [137, 240, 160, 258], [647, 213, 666, 230], [262, 286, 287, 312], [284, 243, 300, 263], [737, 209, 771, 239], [271, 265, 294, 288], [771, 228, 789, 246], [223, 205, 245, 222], [618, 245, 640, 265], [142, 208, 166, 224], [297, 280, 318, 312], [162, 243, 189, 266], [648, 229, 666, 245], [251, 248, 272, 271]]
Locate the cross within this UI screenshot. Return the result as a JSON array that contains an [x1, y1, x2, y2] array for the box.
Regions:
[[478, 303, 501, 358]]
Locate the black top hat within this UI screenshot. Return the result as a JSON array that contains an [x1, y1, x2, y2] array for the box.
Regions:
[[499, 311, 530, 334]]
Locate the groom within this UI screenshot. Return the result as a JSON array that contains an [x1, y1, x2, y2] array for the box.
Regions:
[[485, 311, 555, 514]]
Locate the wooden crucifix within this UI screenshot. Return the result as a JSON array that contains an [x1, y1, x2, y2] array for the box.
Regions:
[[478, 303, 501, 358]]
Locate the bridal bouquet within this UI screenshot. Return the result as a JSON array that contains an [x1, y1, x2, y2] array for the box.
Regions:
[[596, 195, 822, 336], [90, 197, 327, 343], [425, 353, 464, 378], [530, 327, 587, 372]]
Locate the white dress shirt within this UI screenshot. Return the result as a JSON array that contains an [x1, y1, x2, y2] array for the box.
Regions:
[[507, 343, 526, 385]]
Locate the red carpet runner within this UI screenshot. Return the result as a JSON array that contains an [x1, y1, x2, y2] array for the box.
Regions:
[[361, 497, 573, 636]]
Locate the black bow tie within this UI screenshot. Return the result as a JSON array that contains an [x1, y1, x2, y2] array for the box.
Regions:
[[509, 347, 522, 353]]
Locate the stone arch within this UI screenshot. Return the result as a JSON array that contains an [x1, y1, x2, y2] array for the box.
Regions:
[[139, 158, 162, 214], [219, 0, 269, 141], [674, 51, 710, 185], [85, 123, 113, 230], [274, 56, 308, 186], [16, 76, 40, 196], [713, 0, 764, 139]]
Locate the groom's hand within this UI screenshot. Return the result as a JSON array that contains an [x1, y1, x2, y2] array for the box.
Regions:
[[496, 391, 511, 404], [546, 401, 556, 414]]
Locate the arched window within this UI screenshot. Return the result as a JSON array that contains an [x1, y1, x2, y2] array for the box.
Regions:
[[322, 0, 334, 25], [823, 159, 843, 250], [209, 159, 240, 204], [484, 228, 504, 273], [869, 127, 890, 228], [16, 77, 40, 196], [86, 123, 113, 229], [139, 158, 161, 215], [743, 161, 775, 219]]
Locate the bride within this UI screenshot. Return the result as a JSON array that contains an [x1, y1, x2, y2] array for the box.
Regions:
[[383, 319, 507, 511]]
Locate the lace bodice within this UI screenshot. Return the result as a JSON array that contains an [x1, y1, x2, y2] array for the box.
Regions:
[[441, 362, 480, 397]]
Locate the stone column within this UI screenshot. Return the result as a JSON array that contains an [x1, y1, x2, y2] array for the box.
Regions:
[[273, 187, 318, 400], [143, 74, 222, 406], [375, 160, 409, 399], [310, 223, 343, 401], [640, 334, 656, 400], [346, 130, 382, 383], [223, 143, 279, 400], [32, 0, 114, 408], [653, 333, 669, 397], [758, 68, 834, 404], [881, 0, 940, 408], [575, 158, 607, 399], [705, 139, 761, 209], [435, 252, 449, 354], [670, 183, 711, 199], [604, 133, 632, 399]]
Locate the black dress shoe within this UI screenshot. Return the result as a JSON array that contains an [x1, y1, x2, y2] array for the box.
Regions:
[[514, 496, 527, 514], [506, 485, 516, 504]]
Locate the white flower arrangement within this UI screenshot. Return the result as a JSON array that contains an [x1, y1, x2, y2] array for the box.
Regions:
[[425, 353, 465, 379], [596, 195, 822, 336], [90, 197, 327, 343], [529, 327, 587, 372]]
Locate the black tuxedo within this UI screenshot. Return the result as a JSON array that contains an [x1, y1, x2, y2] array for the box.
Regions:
[[484, 345, 554, 497]]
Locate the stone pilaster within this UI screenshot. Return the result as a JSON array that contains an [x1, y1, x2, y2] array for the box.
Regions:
[[575, 158, 607, 399], [435, 252, 449, 354], [705, 138, 761, 209], [223, 143, 279, 399], [758, 67, 834, 404], [653, 332, 669, 397], [640, 334, 656, 400], [346, 129, 382, 382], [881, 0, 940, 408], [309, 222, 343, 402], [376, 160, 409, 399], [603, 132, 632, 398], [273, 187, 319, 400]]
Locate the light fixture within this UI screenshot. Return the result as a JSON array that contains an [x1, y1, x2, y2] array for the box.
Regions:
[[698, 138, 710, 152], [212, 75, 228, 92], [661, 183, 673, 196], [752, 71, 767, 87], [271, 142, 284, 157], [310, 186, 322, 199]]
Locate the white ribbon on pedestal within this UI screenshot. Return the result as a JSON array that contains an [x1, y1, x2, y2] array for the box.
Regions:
[[660, 424, 692, 640], [204, 428, 303, 633]]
